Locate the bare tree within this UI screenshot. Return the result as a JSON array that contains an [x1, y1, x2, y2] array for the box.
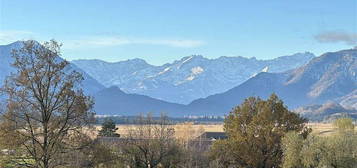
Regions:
[[120, 114, 183, 168], [174, 122, 211, 168], [0, 40, 94, 168], [175, 122, 196, 148]]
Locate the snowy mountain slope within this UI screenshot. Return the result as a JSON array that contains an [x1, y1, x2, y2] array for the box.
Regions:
[[72, 52, 315, 104], [93, 48, 357, 117], [188, 48, 357, 115], [339, 90, 357, 109]]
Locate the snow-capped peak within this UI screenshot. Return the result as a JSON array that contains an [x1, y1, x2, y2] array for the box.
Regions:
[[177, 56, 193, 69], [250, 66, 270, 78], [185, 66, 205, 81], [158, 67, 171, 75], [191, 66, 204, 75], [71, 52, 315, 104], [262, 66, 269, 72]]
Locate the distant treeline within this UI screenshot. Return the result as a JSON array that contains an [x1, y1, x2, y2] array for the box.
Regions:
[[95, 115, 224, 125]]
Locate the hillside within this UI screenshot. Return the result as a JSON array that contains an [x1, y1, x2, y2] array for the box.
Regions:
[[0, 41, 105, 95], [94, 86, 187, 117], [188, 48, 357, 115]]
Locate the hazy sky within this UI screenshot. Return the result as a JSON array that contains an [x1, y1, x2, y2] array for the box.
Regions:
[[0, 0, 356, 65]]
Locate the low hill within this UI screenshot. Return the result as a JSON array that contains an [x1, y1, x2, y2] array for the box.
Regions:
[[94, 86, 187, 117]]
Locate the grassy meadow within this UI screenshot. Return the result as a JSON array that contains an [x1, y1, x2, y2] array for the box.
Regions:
[[92, 122, 352, 138]]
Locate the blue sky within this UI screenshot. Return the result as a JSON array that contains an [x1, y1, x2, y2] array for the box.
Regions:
[[0, 0, 356, 65]]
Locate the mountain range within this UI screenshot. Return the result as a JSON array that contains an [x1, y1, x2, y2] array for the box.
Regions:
[[188, 48, 357, 115], [93, 48, 357, 118], [2, 41, 357, 119], [72, 53, 315, 104]]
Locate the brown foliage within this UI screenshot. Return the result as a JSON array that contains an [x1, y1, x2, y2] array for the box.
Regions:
[[0, 40, 94, 168]]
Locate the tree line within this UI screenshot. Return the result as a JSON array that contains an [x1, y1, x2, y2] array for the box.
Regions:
[[0, 40, 356, 168]]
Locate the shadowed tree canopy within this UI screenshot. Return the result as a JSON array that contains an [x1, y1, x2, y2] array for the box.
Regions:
[[0, 40, 94, 168], [210, 94, 310, 168]]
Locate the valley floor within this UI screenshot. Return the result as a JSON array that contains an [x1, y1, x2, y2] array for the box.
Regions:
[[93, 122, 350, 138]]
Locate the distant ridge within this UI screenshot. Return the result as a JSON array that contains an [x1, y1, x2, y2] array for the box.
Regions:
[[72, 52, 315, 104], [94, 86, 187, 117], [294, 102, 357, 121], [0, 41, 105, 95], [187, 48, 357, 116], [93, 48, 357, 118], [3, 41, 357, 120]]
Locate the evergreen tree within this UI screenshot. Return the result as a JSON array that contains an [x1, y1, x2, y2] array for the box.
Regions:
[[98, 118, 120, 137]]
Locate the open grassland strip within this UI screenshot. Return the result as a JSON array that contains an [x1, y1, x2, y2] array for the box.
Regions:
[[91, 123, 356, 138]]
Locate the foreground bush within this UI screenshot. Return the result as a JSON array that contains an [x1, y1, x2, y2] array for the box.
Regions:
[[209, 94, 310, 168], [282, 131, 357, 168], [282, 118, 357, 168]]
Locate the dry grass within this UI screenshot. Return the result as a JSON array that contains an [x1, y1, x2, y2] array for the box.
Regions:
[[93, 123, 223, 139], [92, 122, 347, 138], [306, 123, 337, 136]]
